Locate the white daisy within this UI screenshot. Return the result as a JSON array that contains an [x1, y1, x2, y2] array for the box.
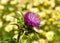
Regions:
[[5, 25, 13, 32], [45, 31, 55, 41]]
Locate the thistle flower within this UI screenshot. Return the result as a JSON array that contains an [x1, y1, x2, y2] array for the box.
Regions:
[[24, 12, 40, 28]]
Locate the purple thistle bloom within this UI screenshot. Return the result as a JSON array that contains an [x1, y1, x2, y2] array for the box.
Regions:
[[24, 12, 40, 28]]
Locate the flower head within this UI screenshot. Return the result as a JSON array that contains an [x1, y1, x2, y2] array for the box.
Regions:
[[24, 12, 40, 28], [39, 39, 47, 43], [5, 25, 13, 32], [0, 5, 4, 10], [45, 31, 55, 41], [6, 15, 14, 22], [1, 0, 8, 5]]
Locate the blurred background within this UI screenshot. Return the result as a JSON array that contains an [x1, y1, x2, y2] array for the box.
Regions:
[[0, 0, 60, 43]]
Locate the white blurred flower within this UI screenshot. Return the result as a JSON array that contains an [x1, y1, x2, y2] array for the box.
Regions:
[[53, 21, 58, 25], [52, 14, 57, 19], [45, 9, 52, 14], [1, 0, 8, 5], [20, 0, 29, 4], [55, 6, 60, 12], [38, 12, 46, 17], [29, 8, 39, 13], [33, 2, 39, 6], [13, 25, 18, 30], [13, 34, 18, 39], [5, 25, 13, 32], [33, 0, 41, 6], [14, 31, 18, 35], [56, 21, 60, 27], [39, 0, 44, 4], [9, 12, 15, 16], [9, 18, 18, 24], [3, 15, 7, 19], [39, 39, 46, 43], [9, 7, 14, 11], [6, 15, 14, 22], [46, 31, 55, 41], [14, 19, 18, 23], [0, 5, 4, 10], [32, 41, 38, 43], [50, 2, 55, 8], [17, 4, 25, 9], [10, 0, 18, 5], [17, 11, 21, 14], [27, 3, 32, 9], [38, 29, 44, 33], [40, 20, 46, 26]]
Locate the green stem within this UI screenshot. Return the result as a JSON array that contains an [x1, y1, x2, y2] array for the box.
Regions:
[[18, 31, 26, 43]]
